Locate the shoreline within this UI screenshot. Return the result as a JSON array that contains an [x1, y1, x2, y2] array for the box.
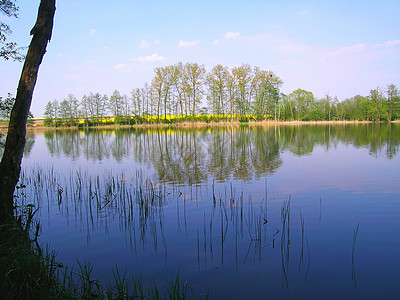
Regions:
[[0, 119, 399, 132]]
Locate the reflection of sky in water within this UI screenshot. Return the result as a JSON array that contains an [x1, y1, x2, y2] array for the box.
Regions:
[[274, 144, 400, 196], [18, 126, 400, 299]]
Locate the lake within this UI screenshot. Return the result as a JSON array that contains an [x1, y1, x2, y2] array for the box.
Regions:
[[15, 123, 400, 299]]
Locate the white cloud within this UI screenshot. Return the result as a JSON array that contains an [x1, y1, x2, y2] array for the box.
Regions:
[[139, 39, 161, 48], [57, 53, 74, 58], [373, 40, 400, 48], [212, 32, 240, 44], [178, 40, 199, 47], [89, 29, 97, 35], [133, 53, 167, 62], [114, 64, 129, 71], [328, 43, 368, 56], [139, 40, 150, 48], [216, 32, 389, 99], [224, 32, 240, 39]]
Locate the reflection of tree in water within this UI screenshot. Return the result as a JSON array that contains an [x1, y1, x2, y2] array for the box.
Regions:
[[44, 131, 61, 157], [24, 132, 35, 157], [284, 126, 315, 156], [149, 128, 207, 184], [363, 123, 400, 158], [207, 127, 234, 181], [251, 127, 282, 177], [386, 124, 399, 159], [42, 124, 400, 183], [320, 123, 400, 158], [109, 130, 132, 162], [81, 130, 111, 162], [61, 131, 81, 160], [206, 126, 283, 181], [44, 130, 81, 160], [232, 126, 254, 181], [45, 130, 112, 161], [1, 131, 35, 158]]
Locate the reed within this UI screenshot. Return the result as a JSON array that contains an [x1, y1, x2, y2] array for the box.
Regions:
[[352, 222, 360, 288], [0, 211, 61, 299], [6, 170, 204, 299], [280, 197, 291, 290], [1, 209, 198, 300], [14, 165, 334, 297], [299, 209, 305, 270]]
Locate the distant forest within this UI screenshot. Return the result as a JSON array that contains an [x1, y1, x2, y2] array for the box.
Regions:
[[2, 63, 399, 126]]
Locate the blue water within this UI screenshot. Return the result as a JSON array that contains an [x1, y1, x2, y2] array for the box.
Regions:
[[17, 124, 400, 299]]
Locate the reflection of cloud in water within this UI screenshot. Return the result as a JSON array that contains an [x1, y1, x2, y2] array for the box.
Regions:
[[376, 189, 400, 195]]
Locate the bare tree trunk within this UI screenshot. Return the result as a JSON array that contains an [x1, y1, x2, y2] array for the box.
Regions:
[[0, 0, 56, 222]]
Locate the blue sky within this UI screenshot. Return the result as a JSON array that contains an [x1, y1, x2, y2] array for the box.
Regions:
[[1, 0, 399, 117]]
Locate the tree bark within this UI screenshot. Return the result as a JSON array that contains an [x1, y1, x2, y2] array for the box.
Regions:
[[0, 0, 56, 222]]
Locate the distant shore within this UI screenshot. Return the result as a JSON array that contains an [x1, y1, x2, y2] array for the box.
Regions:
[[1, 119, 399, 132]]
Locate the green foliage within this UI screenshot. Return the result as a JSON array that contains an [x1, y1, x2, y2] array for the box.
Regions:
[[108, 90, 124, 120], [1, 220, 197, 299], [0, 93, 33, 120], [0, 222, 61, 299], [43, 118, 53, 126], [287, 89, 315, 120], [0, 0, 25, 61], [0, 92, 14, 119], [1, 187, 61, 299], [386, 84, 400, 121]]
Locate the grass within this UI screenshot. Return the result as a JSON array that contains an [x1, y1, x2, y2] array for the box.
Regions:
[[351, 222, 360, 288], [280, 197, 291, 290], [0, 217, 61, 299], [0, 201, 198, 300], [10, 166, 338, 298]]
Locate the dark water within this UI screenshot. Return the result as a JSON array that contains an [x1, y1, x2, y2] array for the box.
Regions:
[[16, 124, 400, 299]]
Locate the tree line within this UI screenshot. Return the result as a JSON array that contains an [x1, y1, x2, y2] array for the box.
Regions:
[[33, 62, 400, 126]]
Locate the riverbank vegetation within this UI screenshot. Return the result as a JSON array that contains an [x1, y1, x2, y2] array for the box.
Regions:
[[2, 63, 398, 128], [0, 204, 195, 299]]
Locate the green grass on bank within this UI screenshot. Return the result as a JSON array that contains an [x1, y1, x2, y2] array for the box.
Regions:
[[0, 205, 198, 300], [0, 213, 61, 299]]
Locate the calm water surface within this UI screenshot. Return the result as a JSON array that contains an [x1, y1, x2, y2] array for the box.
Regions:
[[16, 124, 400, 299]]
